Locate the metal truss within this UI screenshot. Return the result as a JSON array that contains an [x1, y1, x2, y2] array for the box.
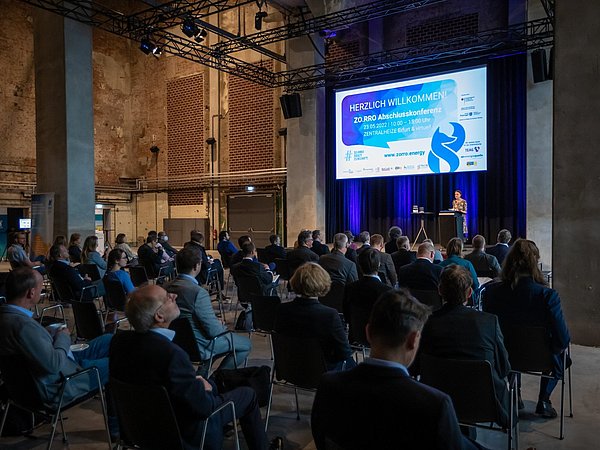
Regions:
[[213, 0, 445, 55]]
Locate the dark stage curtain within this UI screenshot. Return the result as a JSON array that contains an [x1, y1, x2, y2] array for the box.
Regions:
[[325, 55, 527, 245]]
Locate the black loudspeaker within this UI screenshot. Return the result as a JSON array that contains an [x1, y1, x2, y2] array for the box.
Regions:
[[280, 93, 302, 119], [531, 49, 548, 83]]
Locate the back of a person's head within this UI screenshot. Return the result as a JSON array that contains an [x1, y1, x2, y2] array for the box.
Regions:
[[146, 235, 156, 244], [53, 235, 67, 246], [497, 229, 512, 244], [83, 235, 97, 250], [218, 230, 228, 241], [472, 235, 485, 250], [501, 238, 545, 287], [6, 267, 38, 303], [269, 234, 279, 244], [445, 238, 463, 257], [290, 262, 331, 298], [344, 231, 354, 243], [312, 229, 321, 240], [388, 226, 402, 240], [176, 246, 201, 274], [241, 241, 255, 257], [115, 233, 126, 244], [439, 265, 472, 305], [148, 230, 157, 239], [370, 234, 384, 248], [69, 233, 81, 246], [396, 236, 410, 251], [126, 285, 163, 332], [332, 233, 348, 251], [368, 290, 431, 348], [358, 247, 380, 275], [190, 230, 203, 243], [297, 230, 312, 246], [107, 248, 125, 267], [238, 235, 251, 247], [357, 231, 370, 244], [417, 242, 434, 257]]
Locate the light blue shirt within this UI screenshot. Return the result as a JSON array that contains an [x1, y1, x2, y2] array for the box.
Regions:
[[5, 303, 34, 318], [363, 274, 382, 282], [150, 327, 176, 341], [364, 357, 410, 376], [179, 273, 199, 285]]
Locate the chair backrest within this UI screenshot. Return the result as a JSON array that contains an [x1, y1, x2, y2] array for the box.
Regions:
[[234, 273, 265, 303], [102, 277, 128, 311], [79, 264, 101, 281], [501, 325, 554, 372], [110, 377, 184, 450], [169, 317, 203, 363], [256, 248, 270, 265], [48, 274, 76, 303], [71, 301, 105, 340], [0, 354, 46, 412], [218, 250, 232, 269], [410, 289, 442, 310], [250, 295, 281, 332], [318, 282, 346, 313], [129, 265, 150, 287], [271, 333, 327, 389], [274, 258, 291, 281], [419, 354, 498, 424], [0, 271, 10, 297]]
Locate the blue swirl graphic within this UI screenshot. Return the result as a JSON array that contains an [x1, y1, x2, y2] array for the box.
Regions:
[[428, 122, 465, 173]]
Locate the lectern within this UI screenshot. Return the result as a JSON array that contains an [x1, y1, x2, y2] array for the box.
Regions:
[[438, 210, 465, 246]]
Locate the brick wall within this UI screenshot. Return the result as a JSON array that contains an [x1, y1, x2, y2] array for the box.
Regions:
[[228, 61, 274, 172], [326, 40, 360, 64], [166, 73, 205, 205], [407, 13, 479, 46]]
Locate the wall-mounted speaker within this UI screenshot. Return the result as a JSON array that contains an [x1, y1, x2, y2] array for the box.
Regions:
[[531, 49, 548, 83], [150, 145, 160, 153], [280, 93, 302, 119]]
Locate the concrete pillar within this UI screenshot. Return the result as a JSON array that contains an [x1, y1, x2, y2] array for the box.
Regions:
[[34, 9, 95, 238], [285, 35, 326, 246], [553, 2, 600, 345]]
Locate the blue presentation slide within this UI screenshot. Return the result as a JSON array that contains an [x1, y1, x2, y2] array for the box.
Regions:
[[335, 66, 487, 180]]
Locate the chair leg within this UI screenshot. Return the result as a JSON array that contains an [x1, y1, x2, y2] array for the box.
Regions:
[[568, 366, 573, 417], [265, 378, 275, 432], [559, 373, 565, 440], [294, 388, 300, 420], [0, 401, 10, 437], [268, 334, 274, 361], [47, 414, 60, 450]]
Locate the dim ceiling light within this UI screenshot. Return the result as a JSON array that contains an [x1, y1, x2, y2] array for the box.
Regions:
[[182, 18, 207, 43], [140, 37, 161, 57]]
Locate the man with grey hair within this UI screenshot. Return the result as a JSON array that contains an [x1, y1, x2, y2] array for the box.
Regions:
[[109, 285, 267, 450], [486, 229, 512, 265], [397, 242, 443, 291], [318, 232, 358, 286], [385, 226, 403, 254], [391, 236, 416, 277], [465, 234, 501, 278]]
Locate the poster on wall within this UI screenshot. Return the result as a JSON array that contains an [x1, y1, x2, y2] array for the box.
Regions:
[[31, 193, 54, 259]]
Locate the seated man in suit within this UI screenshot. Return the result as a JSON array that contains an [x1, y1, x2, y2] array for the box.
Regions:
[[264, 234, 286, 262], [158, 231, 178, 258], [138, 235, 173, 280], [167, 247, 250, 373], [354, 231, 371, 255], [311, 229, 330, 256], [415, 265, 511, 427], [343, 231, 358, 266], [231, 241, 278, 297], [0, 267, 117, 435], [184, 230, 224, 289], [384, 225, 402, 254], [486, 229, 512, 265], [343, 248, 392, 344], [109, 284, 267, 450], [397, 241, 443, 291], [286, 230, 319, 275], [48, 244, 98, 301], [312, 289, 481, 450], [318, 233, 358, 286], [391, 236, 416, 277], [465, 234, 502, 278], [369, 234, 397, 287], [274, 263, 354, 371]]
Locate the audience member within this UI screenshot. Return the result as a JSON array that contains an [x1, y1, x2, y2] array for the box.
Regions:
[[286, 230, 319, 275], [311, 229, 330, 256], [115, 233, 137, 263], [486, 229, 512, 265], [369, 234, 397, 287], [48, 244, 98, 300], [104, 248, 135, 295], [109, 284, 266, 450], [231, 241, 278, 296], [354, 231, 371, 255], [343, 230, 358, 265], [465, 234, 502, 278], [311, 290, 481, 450], [216, 230, 237, 266], [0, 267, 117, 435], [439, 238, 479, 290], [416, 265, 511, 427], [397, 242, 443, 291], [384, 225, 402, 254], [391, 236, 416, 277], [482, 239, 571, 418], [7, 231, 45, 273], [318, 233, 358, 286], [264, 234, 286, 261], [185, 230, 224, 287], [274, 263, 355, 371], [158, 231, 178, 258], [343, 248, 392, 344], [138, 234, 172, 280], [167, 247, 250, 374], [68, 233, 82, 264], [423, 238, 443, 264], [230, 235, 252, 267], [82, 235, 108, 278]]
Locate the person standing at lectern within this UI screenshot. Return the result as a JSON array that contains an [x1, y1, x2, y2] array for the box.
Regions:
[[452, 189, 468, 237]]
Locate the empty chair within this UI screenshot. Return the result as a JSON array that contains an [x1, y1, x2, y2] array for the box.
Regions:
[[250, 295, 281, 359], [71, 301, 126, 341]]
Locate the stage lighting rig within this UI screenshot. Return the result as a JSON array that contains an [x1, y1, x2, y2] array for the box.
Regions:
[[182, 18, 208, 43]]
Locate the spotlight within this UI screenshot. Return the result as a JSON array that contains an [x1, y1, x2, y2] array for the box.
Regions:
[[139, 38, 156, 55], [152, 46, 162, 57], [182, 18, 207, 43], [255, 11, 267, 30], [194, 29, 208, 43]]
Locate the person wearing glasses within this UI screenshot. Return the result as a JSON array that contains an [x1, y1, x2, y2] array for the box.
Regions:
[[105, 248, 135, 295]]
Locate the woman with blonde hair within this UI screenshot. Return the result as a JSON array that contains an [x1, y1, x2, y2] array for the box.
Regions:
[[82, 235, 108, 278]]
